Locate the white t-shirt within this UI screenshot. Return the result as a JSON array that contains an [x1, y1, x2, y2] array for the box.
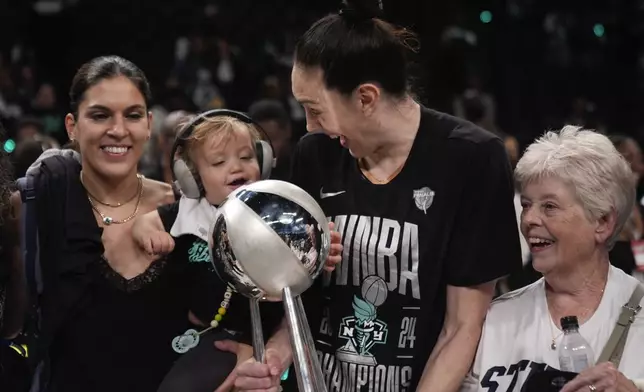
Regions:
[[461, 266, 644, 392]]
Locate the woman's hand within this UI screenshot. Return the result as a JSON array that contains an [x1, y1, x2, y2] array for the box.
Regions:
[[560, 362, 639, 392], [324, 222, 343, 272], [212, 340, 256, 392], [214, 342, 283, 392]]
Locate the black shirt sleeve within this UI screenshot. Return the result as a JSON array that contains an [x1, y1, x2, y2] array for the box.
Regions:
[[158, 201, 180, 232], [445, 138, 523, 286]]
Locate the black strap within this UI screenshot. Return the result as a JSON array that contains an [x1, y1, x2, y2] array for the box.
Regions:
[[18, 177, 41, 302], [17, 176, 46, 391]]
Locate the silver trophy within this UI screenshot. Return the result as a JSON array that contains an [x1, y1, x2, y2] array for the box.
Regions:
[[209, 180, 330, 392]]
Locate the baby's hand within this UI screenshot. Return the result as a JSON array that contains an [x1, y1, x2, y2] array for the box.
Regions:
[[132, 211, 175, 255], [138, 230, 175, 256]]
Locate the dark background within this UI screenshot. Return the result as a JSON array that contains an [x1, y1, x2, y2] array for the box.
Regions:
[[1, 0, 643, 147]]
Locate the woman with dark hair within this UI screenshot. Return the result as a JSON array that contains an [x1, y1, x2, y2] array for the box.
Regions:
[[13, 55, 192, 392], [224, 0, 522, 391]]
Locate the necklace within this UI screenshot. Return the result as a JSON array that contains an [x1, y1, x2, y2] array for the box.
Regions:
[[358, 158, 405, 184], [80, 172, 141, 207], [84, 174, 144, 225], [547, 288, 605, 350], [172, 285, 234, 353], [548, 319, 564, 350]]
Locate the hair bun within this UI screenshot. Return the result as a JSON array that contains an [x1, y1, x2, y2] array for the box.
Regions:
[[340, 0, 384, 21]]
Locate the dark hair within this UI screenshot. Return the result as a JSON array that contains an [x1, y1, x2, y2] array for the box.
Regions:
[[0, 120, 13, 225], [69, 55, 152, 116], [294, 0, 418, 98], [248, 100, 290, 130]]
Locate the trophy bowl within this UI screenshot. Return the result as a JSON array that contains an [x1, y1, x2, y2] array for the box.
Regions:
[[209, 180, 331, 302]]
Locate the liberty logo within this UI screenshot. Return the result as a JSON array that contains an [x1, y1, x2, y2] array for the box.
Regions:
[[336, 276, 389, 366], [188, 240, 210, 263], [413, 187, 435, 214]]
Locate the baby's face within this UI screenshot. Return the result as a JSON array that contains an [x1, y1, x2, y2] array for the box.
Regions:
[[193, 128, 260, 205]]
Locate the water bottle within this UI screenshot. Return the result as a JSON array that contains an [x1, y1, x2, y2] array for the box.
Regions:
[[558, 316, 595, 373]]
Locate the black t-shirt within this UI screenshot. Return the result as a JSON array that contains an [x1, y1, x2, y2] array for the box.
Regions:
[[289, 107, 522, 391], [157, 202, 283, 344]]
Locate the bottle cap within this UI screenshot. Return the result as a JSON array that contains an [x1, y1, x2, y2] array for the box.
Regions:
[[561, 315, 580, 330]]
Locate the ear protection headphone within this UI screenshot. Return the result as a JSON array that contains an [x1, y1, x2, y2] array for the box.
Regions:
[[171, 109, 276, 199]]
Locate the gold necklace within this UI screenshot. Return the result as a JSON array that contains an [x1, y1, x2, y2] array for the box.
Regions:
[[358, 158, 405, 184], [85, 175, 144, 225], [80, 172, 141, 207], [547, 288, 604, 350], [549, 318, 564, 350]]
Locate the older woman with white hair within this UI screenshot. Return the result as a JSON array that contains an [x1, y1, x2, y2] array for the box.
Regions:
[[460, 126, 644, 392]]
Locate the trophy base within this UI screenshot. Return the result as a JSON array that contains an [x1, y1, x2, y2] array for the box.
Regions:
[[336, 349, 377, 366]]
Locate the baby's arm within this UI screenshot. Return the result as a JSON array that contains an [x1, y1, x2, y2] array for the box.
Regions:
[[132, 210, 175, 255]]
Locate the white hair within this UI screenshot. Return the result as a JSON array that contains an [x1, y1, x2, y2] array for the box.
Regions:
[[515, 125, 635, 248]]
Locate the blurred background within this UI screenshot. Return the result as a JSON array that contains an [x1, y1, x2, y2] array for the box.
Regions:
[[1, 0, 643, 176], [1, 0, 644, 291]]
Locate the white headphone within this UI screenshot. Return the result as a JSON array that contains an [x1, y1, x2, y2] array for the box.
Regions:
[[171, 109, 276, 199]]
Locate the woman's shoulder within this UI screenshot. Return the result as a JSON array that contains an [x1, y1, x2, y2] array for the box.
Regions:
[[488, 279, 544, 317], [608, 267, 644, 311], [609, 266, 643, 291], [142, 177, 175, 207], [27, 148, 81, 178]]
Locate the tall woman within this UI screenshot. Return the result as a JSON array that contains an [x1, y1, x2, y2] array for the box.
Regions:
[[229, 0, 522, 391]]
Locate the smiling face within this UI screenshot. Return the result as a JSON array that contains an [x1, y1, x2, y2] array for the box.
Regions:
[[291, 64, 380, 158], [66, 75, 151, 180], [520, 177, 613, 276], [187, 121, 261, 205]]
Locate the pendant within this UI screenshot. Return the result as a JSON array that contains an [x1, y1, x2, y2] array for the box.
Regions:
[[103, 216, 113, 225], [551, 340, 557, 350], [171, 329, 200, 354]]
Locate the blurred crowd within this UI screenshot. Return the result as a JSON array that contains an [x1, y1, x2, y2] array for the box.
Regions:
[[1, 0, 644, 286]]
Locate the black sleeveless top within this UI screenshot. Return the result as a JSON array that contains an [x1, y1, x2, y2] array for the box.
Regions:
[[35, 157, 193, 392]]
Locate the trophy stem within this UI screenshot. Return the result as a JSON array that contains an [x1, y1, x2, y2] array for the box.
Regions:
[[283, 287, 327, 392], [250, 298, 265, 363], [294, 295, 327, 390]]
